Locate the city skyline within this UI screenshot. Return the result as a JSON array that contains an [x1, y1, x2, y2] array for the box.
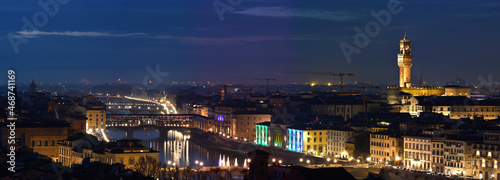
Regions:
[[2, 0, 500, 85]]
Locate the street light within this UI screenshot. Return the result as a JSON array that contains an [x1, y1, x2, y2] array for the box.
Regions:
[[200, 162, 204, 166], [300, 158, 303, 163], [306, 160, 310, 164], [327, 158, 331, 162], [168, 161, 172, 165], [195, 160, 199, 165], [278, 160, 282, 165], [272, 158, 276, 163]]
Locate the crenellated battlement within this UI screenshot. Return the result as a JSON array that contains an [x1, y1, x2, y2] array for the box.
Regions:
[[387, 86, 445, 90]]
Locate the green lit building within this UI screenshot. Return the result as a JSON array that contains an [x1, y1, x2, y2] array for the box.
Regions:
[[255, 122, 270, 146]]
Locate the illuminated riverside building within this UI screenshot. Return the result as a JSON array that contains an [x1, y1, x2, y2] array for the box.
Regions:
[[370, 131, 403, 165], [231, 110, 271, 141], [301, 127, 328, 156], [255, 122, 270, 146], [58, 138, 159, 170], [443, 137, 476, 177], [287, 128, 304, 152], [86, 103, 106, 132], [404, 135, 433, 171], [432, 139, 445, 173], [212, 103, 260, 138], [471, 131, 500, 179], [326, 127, 355, 159], [387, 34, 471, 105], [269, 122, 291, 149]]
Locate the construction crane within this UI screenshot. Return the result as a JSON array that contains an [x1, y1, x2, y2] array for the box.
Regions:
[[282, 71, 355, 92], [237, 77, 277, 94]]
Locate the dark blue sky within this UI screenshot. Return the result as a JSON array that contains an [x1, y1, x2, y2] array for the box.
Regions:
[[2, 0, 500, 86]]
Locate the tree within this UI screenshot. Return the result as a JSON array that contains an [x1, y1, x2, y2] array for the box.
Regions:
[[135, 156, 161, 178]]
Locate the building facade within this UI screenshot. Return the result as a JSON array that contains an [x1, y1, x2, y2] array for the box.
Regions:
[[443, 138, 474, 176], [303, 128, 328, 156], [326, 128, 354, 159], [370, 132, 403, 165], [231, 111, 271, 141], [431, 140, 445, 173], [404, 135, 432, 171], [471, 131, 500, 180], [287, 128, 304, 153], [59, 138, 159, 170], [2, 122, 70, 162], [86, 106, 106, 132]]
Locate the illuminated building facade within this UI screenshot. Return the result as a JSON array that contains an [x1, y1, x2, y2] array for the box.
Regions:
[[431, 140, 445, 173], [287, 128, 303, 152], [404, 135, 432, 171], [255, 123, 269, 146], [231, 111, 271, 141], [269, 122, 291, 149], [471, 131, 500, 179], [326, 128, 355, 159], [399, 96, 500, 119], [303, 128, 328, 156], [59, 138, 159, 170], [86, 106, 106, 133], [443, 138, 473, 176], [2, 123, 70, 162], [370, 132, 403, 165]]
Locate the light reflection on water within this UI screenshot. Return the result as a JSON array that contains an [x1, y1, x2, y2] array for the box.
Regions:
[[106, 127, 245, 167]]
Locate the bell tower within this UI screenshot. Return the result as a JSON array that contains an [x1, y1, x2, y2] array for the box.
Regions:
[[398, 33, 412, 88]]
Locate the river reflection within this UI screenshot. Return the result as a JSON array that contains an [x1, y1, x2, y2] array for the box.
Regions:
[[106, 127, 245, 167]]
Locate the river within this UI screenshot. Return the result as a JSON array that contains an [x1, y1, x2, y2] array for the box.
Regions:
[[106, 127, 246, 167]]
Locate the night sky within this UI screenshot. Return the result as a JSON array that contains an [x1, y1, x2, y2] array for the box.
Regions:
[[2, 0, 500, 85]]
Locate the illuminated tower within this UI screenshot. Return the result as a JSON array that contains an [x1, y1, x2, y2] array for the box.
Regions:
[[398, 33, 412, 88]]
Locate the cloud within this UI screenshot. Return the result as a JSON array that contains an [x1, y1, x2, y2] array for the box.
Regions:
[[150, 34, 303, 45], [233, 7, 359, 21], [13, 30, 306, 45], [16, 30, 147, 38]]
